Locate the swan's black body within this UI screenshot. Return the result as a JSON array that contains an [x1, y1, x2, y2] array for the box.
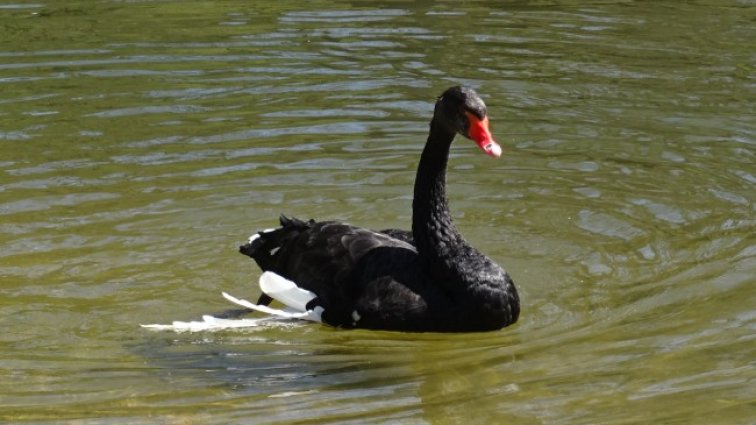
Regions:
[[239, 86, 519, 332]]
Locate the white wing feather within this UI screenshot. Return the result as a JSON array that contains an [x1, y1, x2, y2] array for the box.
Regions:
[[140, 271, 324, 332], [222, 292, 323, 323], [258, 271, 317, 312], [140, 315, 267, 331]]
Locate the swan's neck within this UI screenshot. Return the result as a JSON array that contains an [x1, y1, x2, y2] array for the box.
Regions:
[[412, 119, 467, 267]]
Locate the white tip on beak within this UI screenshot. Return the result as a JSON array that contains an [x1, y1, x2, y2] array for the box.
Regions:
[[485, 142, 502, 158]]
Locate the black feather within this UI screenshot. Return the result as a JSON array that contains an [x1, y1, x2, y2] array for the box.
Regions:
[[239, 86, 520, 332]]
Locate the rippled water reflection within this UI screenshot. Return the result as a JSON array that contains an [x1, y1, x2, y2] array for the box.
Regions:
[[1, 1, 753, 424]]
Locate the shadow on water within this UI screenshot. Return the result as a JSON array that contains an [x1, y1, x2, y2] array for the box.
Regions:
[[131, 318, 527, 423]]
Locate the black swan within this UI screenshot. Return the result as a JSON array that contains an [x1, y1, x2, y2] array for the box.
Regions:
[[236, 86, 519, 332]]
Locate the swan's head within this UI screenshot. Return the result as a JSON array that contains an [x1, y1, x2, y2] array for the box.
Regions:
[[435, 86, 502, 158]]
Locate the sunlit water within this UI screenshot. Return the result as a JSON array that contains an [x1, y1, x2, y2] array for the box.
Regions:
[[1, 1, 754, 424]]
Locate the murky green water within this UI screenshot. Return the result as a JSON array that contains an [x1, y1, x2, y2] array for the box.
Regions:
[[1, 1, 754, 423]]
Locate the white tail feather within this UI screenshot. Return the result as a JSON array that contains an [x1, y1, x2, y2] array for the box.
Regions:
[[222, 292, 323, 323], [259, 271, 316, 312], [247, 228, 276, 244]]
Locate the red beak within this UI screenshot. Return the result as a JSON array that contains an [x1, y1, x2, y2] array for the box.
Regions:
[[466, 112, 502, 158]]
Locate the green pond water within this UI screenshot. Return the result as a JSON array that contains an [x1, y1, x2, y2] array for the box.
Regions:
[[1, 1, 754, 424]]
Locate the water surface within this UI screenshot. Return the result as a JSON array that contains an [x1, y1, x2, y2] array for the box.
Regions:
[[1, 1, 754, 424]]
